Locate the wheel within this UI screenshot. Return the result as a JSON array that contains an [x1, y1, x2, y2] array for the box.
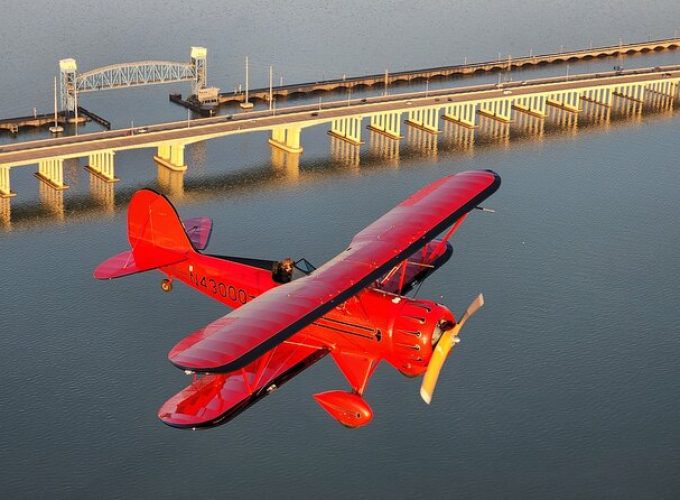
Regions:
[[161, 279, 173, 293]]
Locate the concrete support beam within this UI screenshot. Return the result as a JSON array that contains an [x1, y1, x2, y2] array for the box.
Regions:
[[478, 99, 513, 122], [644, 89, 673, 113], [268, 126, 304, 154], [35, 158, 69, 190], [155, 143, 188, 172], [328, 117, 364, 145], [442, 103, 477, 128], [581, 87, 612, 107], [547, 91, 581, 112], [613, 84, 645, 103], [367, 112, 402, 139], [406, 107, 440, 133], [85, 150, 119, 183], [512, 95, 547, 118], [645, 81, 677, 98], [0, 165, 16, 198]]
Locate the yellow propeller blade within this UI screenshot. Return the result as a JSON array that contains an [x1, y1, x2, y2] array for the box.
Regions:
[[420, 293, 484, 405]]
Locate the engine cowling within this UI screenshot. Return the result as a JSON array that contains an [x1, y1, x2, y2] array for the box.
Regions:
[[387, 298, 455, 377]]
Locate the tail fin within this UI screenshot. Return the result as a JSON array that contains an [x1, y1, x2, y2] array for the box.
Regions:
[[94, 189, 194, 279]]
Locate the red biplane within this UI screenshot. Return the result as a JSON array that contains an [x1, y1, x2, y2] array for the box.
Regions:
[[95, 170, 500, 429]]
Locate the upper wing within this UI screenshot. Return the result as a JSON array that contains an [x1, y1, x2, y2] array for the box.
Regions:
[[169, 170, 501, 372]]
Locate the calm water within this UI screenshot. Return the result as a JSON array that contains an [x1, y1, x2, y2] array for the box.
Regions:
[[1, 2, 680, 498]]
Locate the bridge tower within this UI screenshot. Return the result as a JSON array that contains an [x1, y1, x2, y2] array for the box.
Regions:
[[191, 47, 207, 96], [59, 58, 78, 113]]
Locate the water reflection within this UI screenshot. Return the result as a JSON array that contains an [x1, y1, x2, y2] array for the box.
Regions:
[[513, 111, 546, 139], [270, 147, 301, 180], [2, 97, 677, 230], [405, 125, 439, 158], [441, 121, 475, 155], [477, 116, 511, 146], [367, 130, 400, 167], [37, 181, 65, 220], [329, 136, 360, 170], [89, 173, 115, 213], [0, 198, 10, 229], [156, 164, 186, 199]]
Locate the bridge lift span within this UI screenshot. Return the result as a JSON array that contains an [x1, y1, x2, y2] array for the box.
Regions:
[[59, 47, 208, 112]]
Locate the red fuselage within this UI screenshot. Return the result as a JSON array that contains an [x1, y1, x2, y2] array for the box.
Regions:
[[160, 250, 454, 383]]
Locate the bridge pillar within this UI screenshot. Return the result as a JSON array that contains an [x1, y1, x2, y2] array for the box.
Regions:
[[442, 103, 477, 128], [478, 99, 513, 122], [329, 117, 364, 145], [155, 143, 188, 172], [512, 95, 547, 118], [582, 87, 612, 107], [268, 126, 303, 154], [648, 80, 679, 98], [367, 112, 402, 139], [547, 91, 581, 112], [0, 165, 15, 198], [406, 107, 440, 133], [35, 158, 69, 190], [613, 84, 645, 103], [85, 150, 119, 182]]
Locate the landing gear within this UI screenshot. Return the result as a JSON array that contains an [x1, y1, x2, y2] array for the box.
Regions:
[[161, 279, 173, 293]]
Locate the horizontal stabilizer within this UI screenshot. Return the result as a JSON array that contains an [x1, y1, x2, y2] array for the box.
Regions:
[[94, 250, 187, 280]]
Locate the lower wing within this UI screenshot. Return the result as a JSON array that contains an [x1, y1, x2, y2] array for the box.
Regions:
[[158, 332, 327, 428]]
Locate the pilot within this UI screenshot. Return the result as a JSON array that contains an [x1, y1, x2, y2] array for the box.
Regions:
[[272, 257, 295, 283]]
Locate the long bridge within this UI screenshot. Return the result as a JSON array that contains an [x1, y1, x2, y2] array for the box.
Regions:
[[1, 64, 678, 198], [211, 37, 680, 106]]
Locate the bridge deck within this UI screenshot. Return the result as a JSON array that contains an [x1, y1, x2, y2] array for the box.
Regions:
[[1, 64, 678, 168]]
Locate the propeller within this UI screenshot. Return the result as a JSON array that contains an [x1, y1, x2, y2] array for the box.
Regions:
[[420, 293, 485, 405]]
